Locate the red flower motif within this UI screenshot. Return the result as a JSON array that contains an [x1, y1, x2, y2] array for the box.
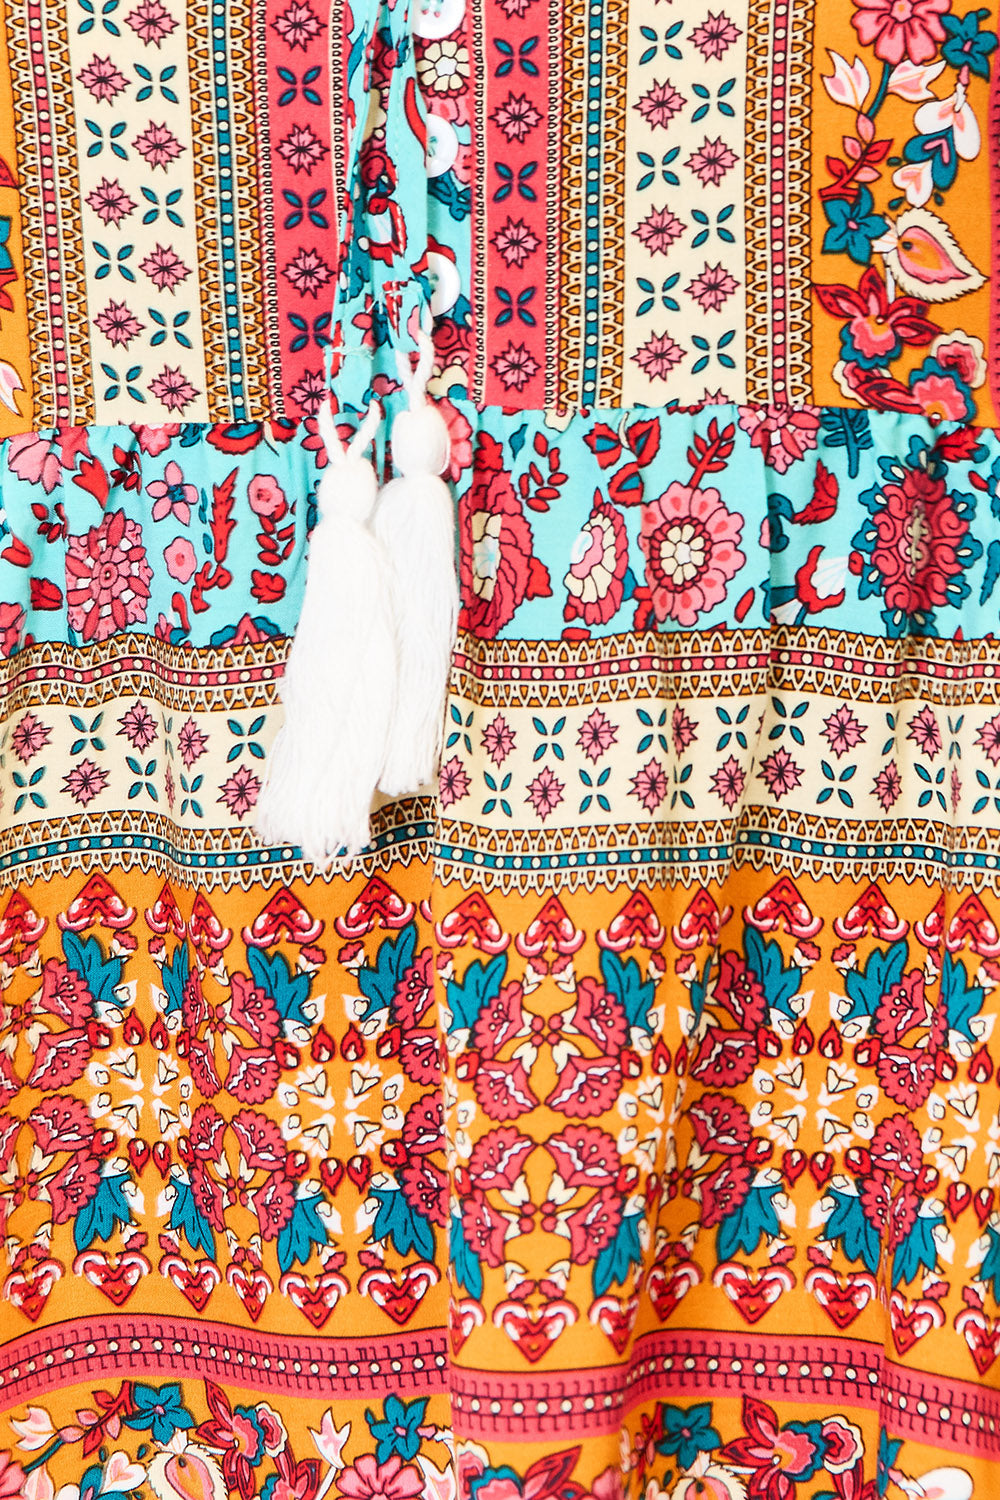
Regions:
[[0, 602, 24, 657], [868, 463, 968, 619], [721, 1395, 827, 1497], [461, 1188, 509, 1266], [817, 265, 939, 369], [196, 1383, 269, 1500], [460, 434, 544, 638], [699, 1156, 753, 1227], [565, 1184, 623, 1263]]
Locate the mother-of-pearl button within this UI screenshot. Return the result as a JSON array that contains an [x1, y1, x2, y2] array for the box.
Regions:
[[426, 250, 461, 315], [413, 0, 465, 41], [425, 113, 459, 177]]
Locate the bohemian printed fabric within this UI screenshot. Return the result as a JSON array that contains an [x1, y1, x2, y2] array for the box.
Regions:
[[4, 4, 1000, 1500]]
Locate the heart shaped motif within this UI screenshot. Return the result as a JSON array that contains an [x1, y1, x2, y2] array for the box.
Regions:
[[279, 1269, 349, 1330], [946, 1182, 971, 1220], [227, 1265, 273, 1323], [1, 1257, 63, 1322], [889, 1291, 944, 1355], [494, 1299, 577, 1362], [646, 1260, 701, 1322], [804, 1266, 877, 1329], [75, 1249, 150, 1306], [449, 1297, 485, 1355], [956, 1305, 1000, 1375], [161, 1254, 221, 1312], [590, 1294, 639, 1354], [358, 1261, 439, 1326], [714, 1263, 793, 1324]]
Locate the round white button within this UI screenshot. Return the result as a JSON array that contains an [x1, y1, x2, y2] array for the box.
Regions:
[[413, 0, 465, 41], [427, 249, 461, 314], [425, 113, 458, 177]]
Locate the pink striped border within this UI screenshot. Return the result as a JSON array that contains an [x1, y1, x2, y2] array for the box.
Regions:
[[2, 1318, 999, 1457]]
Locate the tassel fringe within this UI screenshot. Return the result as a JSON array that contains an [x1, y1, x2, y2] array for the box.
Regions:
[[374, 332, 459, 796], [255, 402, 398, 866]]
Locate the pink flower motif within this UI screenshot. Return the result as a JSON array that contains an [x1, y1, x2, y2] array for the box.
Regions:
[[526, 765, 564, 820], [85, 177, 137, 226], [907, 704, 941, 758], [65, 510, 153, 642], [672, 706, 697, 753], [131, 422, 181, 454], [276, 123, 328, 174], [633, 205, 685, 256], [686, 262, 739, 312], [7, 432, 65, 492], [338, 1457, 423, 1500], [0, 1455, 26, 1500], [490, 340, 539, 392], [62, 758, 110, 806], [437, 398, 473, 482], [148, 460, 197, 523], [149, 366, 199, 412], [178, 717, 209, 767], [873, 761, 902, 809], [125, 0, 178, 45], [218, 765, 261, 819], [77, 54, 128, 101], [910, 369, 972, 423], [737, 403, 821, 473], [491, 217, 540, 268], [851, 0, 949, 65], [0, 602, 24, 657], [132, 121, 184, 170], [439, 755, 471, 808], [490, 91, 542, 143], [690, 10, 741, 59], [632, 331, 684, 381], [247, 475, 287, 518], [759, 746, 803, 801], [823, 704, 866, 757], [164, 536, 198, 583], [288, 369, 327, 412], [11, 712, 51, 762], [686, 136, 739, 186], [283, 247, 334, 298], [639, 482, 745, 626], [629, 758, 667, 813], [976, 711, 1000, 766], [578, 709, 617, 763], [710, 754, 745, 809], [140, 244, 191, 292], [118, 701, 157, 750], [94, 300, 144, 347], [634, 79, 685, 128], [564, 498, 628, 625], [497, 0, 536, 15], [270, 0, 322, 47], [482, 715, 516, 766]]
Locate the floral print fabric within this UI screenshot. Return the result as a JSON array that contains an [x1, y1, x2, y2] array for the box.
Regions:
[[4, 2, 1000, 1500]]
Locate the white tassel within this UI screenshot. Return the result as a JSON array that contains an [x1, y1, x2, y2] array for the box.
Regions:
[[256, 401, 398, 865], [374, 331, 458, 796]]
